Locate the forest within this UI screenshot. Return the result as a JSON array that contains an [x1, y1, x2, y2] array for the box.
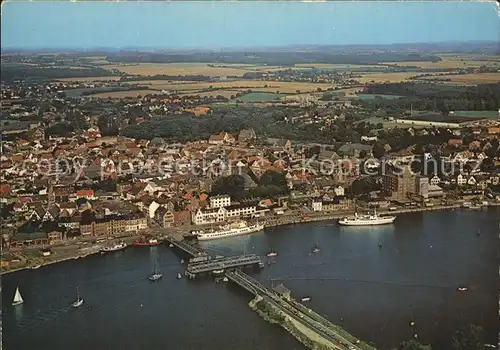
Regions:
[[106, 52, 442, 66], [0, 66, 114, 83], [355, 82, 500, 112]]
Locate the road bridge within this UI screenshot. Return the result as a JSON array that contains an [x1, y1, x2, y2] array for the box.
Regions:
[[164, 235, 207, 258], [186, 254, 263, 276]]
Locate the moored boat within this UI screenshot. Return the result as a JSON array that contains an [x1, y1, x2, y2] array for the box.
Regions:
[[133, 237, 161, 246], [100, 241, 127, 253], [196, 220, 264, 241], [457, 286, 468, 292], [301, 296, 311, 302], [339, 209, 396, 226], [176, 272, 182, 280]]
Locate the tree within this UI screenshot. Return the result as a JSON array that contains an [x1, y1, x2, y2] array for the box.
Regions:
[[259, 170, 287, 188], [372, 142, 386, 159], [210, 175, 245, 198], [452, 324, 484, 350], [397, 340, 431, 350]]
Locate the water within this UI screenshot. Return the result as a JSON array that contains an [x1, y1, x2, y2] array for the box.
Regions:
[[2, 209, 498, 350]]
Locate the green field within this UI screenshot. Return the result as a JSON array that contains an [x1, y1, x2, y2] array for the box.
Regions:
[[238, 92, 285, 102], [453, 110, 499, 118]]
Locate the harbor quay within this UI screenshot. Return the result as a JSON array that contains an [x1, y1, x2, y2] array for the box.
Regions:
[[165, 234, 374, 350]]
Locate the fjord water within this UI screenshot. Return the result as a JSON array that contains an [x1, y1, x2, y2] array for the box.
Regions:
[[2, 208, 498, 350]]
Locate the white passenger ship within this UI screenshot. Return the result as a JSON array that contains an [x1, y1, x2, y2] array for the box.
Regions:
[[338, 209, 396, 226], [197, 220, 264, 241]]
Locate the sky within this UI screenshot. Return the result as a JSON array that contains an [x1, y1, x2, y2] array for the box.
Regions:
[[1, 1, 499, 50]]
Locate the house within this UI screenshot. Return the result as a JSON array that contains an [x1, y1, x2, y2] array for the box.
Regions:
[[430, 175, 441, 186], [333, 185, 345, 197], [238, 128, 257, 143], [192, 207, 227, 225], [225, 203, 257, 218], [456, 174, 467, 186], [209, 194, 231, 209], [47, 231, 63, 244], [269, 139, 293, 154], [208, 132, 235, 145], [173, 210, 191, 227], [75, 189, 95, 200], [311, 199, 322, 212], [155, 207, 174, 228], [337, 143, 373, 158]]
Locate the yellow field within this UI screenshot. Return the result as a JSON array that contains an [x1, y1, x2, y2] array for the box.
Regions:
[[419, 72, 500, 84], [89, 89, 157, 98], [56, 76, 121, 82], [104, 63, 257, 77], [355, 72, 420, 83], [294, 63, 385, 69], [130, 80, 334, 93], [179, 90, 241, 98]]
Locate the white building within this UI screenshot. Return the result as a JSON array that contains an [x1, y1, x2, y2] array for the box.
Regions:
[[311, 200, 323, 212], [192, 207, 227, 225], [225, 204, 257, 218], [457, 174, 467, 186], [334, 185, 345, 197], [210, 195, 231, 209], [430, 175, 441, 186]]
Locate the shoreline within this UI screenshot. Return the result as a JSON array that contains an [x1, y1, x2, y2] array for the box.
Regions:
[[2, 203, 497, 275]]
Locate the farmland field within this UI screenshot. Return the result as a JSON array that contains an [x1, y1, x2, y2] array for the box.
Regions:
[[126, 80, 334, 94], [453, 110, 499, 118], [419, 72, 500, 84], [357, 94, 402, 100], [237, 92, 286, 102], [381, 57, 500, 69], [355, 72, 420, 83], [103, 63, 261, 76], [56, 76, 121, 82], [86, 89, 154, 98]]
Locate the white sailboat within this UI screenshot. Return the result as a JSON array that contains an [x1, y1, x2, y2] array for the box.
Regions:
[[12, 287, 24, 306], [71, 286, 84, 308]]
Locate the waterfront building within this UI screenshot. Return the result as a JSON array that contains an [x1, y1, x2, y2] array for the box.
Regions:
[[209, 195, 231, 209], [416, 176, 429, 199], [383, 166, 415, 201]]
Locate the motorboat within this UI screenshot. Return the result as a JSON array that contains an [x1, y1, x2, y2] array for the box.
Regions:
[[267, 251, 278, 257], [149, 256, 163, 281], [212, 269, 224, 275], [311, 246, 320, 254], [301, 296, 311, 302], [176, 273, 182, 280], [457, 287, 468, 292]]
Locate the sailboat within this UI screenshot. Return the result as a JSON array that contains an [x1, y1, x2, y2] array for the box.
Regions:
[[176, 272, 182, 280], [149, 257, 163, 282], [71, 287, 84, 308], [311, 235, 320, 253], [12, 287, 24, 306]]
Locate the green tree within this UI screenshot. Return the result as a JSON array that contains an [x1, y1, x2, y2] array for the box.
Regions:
[[452, 324, 484, 350], [372, 142, 386, 159]]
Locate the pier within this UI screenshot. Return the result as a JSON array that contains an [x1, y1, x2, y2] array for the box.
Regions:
[[186, 254, 264, 277]]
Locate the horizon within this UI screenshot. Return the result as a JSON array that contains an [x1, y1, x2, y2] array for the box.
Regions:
[[1, 2, 499, 50]]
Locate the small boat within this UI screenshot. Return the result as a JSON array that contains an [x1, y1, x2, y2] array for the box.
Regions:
[[212, 269, 224, 275], [311, 246, 320, 253], [267, 251, 278, 257], [176, 273, 182, 280], [476, 229, 480, 236], [100, 242, 127, 253], [457, 287, 468, 292], [149, 257, 163, 282], [222, 277, 229, 282], [301, 296, 311, 302], [31, 264, 42, 269], [71, 287, 84, 308], [133, 238, 161, 247], [180, 259, 185, 264], [168, 243, 174, 248], [378, 240, 383, 248], [12, 287, 24, 306]]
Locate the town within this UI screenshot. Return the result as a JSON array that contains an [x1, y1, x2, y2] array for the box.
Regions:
[[1, 51, 499, 272]]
